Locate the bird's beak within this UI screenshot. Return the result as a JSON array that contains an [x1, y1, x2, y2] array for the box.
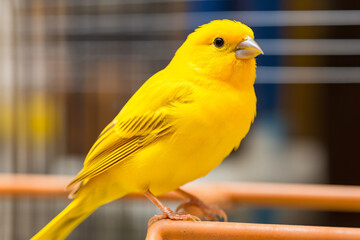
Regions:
[[235, 36, 264, 59]]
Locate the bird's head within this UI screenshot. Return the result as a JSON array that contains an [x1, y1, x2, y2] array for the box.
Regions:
[[169, 20, 263, 87]]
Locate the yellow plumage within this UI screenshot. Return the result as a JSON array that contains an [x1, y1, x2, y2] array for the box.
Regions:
[[31, 19, 261, 240]]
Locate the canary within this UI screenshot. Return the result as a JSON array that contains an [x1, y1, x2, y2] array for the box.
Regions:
[[31, 19, 263, 240]]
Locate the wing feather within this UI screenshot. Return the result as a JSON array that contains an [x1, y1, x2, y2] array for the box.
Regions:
[[67, 104, 177, 188], [67, 80, 194, 189]]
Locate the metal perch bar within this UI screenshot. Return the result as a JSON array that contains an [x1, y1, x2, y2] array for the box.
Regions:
[[1, 174, 360, 212], [146, 220, 360, 240]]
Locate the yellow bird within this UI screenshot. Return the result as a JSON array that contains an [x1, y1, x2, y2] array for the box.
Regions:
[[31, 19, 263, 240]]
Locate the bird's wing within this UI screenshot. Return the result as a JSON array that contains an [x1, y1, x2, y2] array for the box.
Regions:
[[67, 84, 193, 189]]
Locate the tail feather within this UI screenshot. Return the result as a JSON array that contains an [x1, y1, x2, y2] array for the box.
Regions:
[[31, 199, 96, 240]]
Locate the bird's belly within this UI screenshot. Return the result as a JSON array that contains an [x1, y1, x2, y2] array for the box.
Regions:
[[136, 139, 225, 195], [135, 112, 251, 195]]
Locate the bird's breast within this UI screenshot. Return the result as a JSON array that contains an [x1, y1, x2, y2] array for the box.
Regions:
[[143, 85, 256, 195]]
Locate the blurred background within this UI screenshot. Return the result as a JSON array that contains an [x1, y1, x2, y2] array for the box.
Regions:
[[1, 0, 360, 239]]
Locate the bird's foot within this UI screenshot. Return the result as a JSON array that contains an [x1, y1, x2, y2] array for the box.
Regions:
[[176, 198, 227, 222], [148, 211, 200, 227]]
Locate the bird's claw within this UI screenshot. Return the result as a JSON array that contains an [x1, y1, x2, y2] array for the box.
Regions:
[[148, 211, 201, 227], [176, 200, 228, 222]]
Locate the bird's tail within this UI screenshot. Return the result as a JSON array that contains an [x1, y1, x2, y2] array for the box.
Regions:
[[30, 198, 96, 240]]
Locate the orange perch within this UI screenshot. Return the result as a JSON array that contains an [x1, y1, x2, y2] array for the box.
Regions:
[[146, 220, 360, 240], [1, 174, 360, 212]]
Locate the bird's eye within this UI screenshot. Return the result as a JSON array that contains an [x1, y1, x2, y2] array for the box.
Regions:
[[213, 38, 224, 48]]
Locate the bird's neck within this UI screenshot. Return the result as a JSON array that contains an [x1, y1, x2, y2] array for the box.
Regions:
[[167, 57, 256, 90]]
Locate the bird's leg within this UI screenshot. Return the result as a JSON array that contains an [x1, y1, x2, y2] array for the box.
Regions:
[[144, 190, 200, 227], [175, 188, 228, 222]]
